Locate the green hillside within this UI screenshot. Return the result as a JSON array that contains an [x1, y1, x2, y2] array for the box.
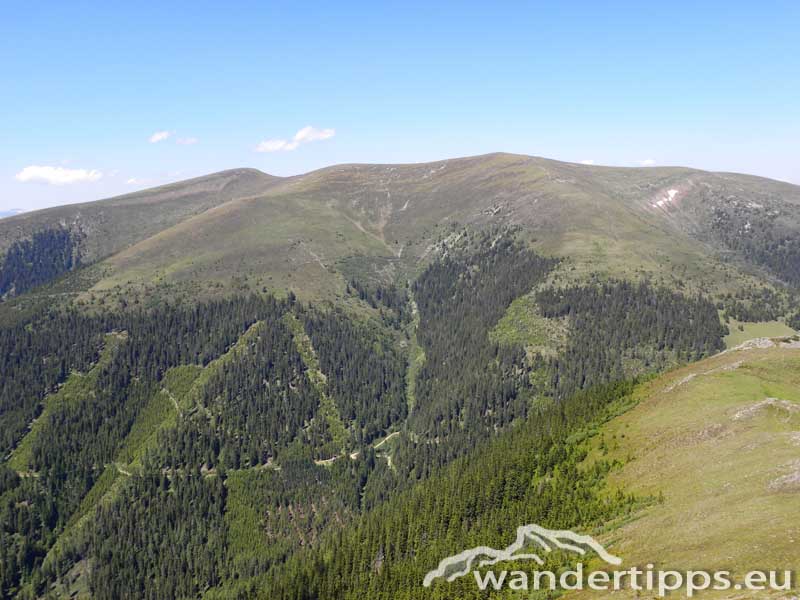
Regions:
[[82, 155, 800, 304], [571, 339, 800, 599], [3, 154, 800, 312], [0, 168, 280, 259]]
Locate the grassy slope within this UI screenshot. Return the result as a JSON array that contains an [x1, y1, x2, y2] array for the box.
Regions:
[[7, 152, 788, 308], [570, 340, 800, 598], [489, 292, 566, 357], [116, 365, 205, 466], [92, 192, 397, 303], [6, 155, 800, 597], [0, 169, 281, 260], [723, 318, 798, 348]]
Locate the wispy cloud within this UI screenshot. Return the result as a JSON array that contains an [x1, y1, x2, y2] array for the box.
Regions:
[[15, 165, 102, 185], [293, 125, 335, 144], [255, 139, 289, 152], [149, 130, 172, 143], [639, 159, 656, 166], [580, 159, 595, 165], [149, 131, 197, 145], [255, 125, 335, 152]]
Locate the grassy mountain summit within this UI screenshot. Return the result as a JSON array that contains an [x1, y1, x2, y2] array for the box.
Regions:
[[86, 154, 800, 301], [2, 153, 800, 307]]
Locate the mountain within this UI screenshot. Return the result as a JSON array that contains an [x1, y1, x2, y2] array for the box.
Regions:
[[3, 154, 800, 307], [0, 168, 278, 274], [1, 154, 799, 599]]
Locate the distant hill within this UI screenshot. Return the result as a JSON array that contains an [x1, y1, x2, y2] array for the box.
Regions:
[[0, 168, 279, 262], [1, 152, 799, 307]]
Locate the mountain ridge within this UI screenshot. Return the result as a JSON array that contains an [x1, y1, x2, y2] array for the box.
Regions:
[[7, 152, 800, 228], [2, 152, 800, 308], [0, 168, 282, 258]]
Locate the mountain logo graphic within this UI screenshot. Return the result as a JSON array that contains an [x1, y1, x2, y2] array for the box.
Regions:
[[422, 524, 622, 587]]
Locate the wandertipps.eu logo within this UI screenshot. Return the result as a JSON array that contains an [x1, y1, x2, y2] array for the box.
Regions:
[[423, 523, 621, 588], [423, 523, 795, 596]]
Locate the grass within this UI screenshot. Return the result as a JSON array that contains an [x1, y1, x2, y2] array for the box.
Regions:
[[405, 336, 425, 412], [4, 153, 797, 319], [91, 191, 397, 304], [570, 344, 800, 598], [118, 365, 205, 466], [404, 297, 425, 412], [489, 292, 566, 357], [48, 467, 126, 561], [0, 168, 277, 266], [45, 558, 92, 599], [723, 318, 797, 348]]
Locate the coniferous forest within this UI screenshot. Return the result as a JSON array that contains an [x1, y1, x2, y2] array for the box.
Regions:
[[0, 228, 80, 299], [0, 229, 733, 599]]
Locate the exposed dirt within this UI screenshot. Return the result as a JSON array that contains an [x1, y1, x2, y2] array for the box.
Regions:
[[769, 460, 800, 492], [732, 398, 800, 422]]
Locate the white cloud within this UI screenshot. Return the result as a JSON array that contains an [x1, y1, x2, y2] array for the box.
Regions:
[[126, 178, 141, 185], [15, 165, 103, 185], [255, 139, 290, 152], [639, 159, 657, 166], [293, 125, 335, 144], [176, 137, 198, 145], [149, 130, 172, 143], [580, 159, 595, 165], [255, 125, 335, 152]]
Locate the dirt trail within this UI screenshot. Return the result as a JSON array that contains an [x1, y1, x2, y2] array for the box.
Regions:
[[299, 241, 329, 272], [341, 213, 403, 257], [315, 431, 402, 466], [374, 431, 400, 449], [165, 389, 182, 417]]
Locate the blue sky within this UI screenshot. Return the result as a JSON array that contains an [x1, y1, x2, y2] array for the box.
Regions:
[[2, 1, 798, 211]]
